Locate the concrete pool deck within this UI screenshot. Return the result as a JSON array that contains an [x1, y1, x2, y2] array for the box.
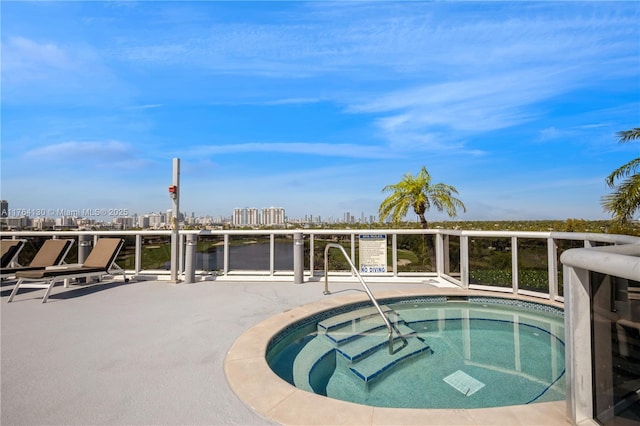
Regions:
[[1, 276, 568, 425]]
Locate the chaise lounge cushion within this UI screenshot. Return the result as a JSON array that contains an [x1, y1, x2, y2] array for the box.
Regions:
[[1, 239, 73, 275]]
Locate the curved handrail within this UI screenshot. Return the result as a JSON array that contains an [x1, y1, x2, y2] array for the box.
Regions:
[[323, 243, 395, 355]]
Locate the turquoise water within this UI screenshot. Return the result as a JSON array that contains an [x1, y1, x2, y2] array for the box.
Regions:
[[267, 298, 565, 409]]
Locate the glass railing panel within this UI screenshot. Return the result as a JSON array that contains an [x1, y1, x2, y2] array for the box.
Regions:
[[556, 239, 585, 297], [227, 235, 271, 271], [115, 235, 135, 269], [272, 235, 294, 271], [591, 272, 640, 424], [313, 234, 354, 273], [126, 235, 171, 270], [469, 237, 512, 289], [396, 233, 436, 273], [444, 234, 461, 277], [194, 235, 225, 272], [517, 238, 549, 294]]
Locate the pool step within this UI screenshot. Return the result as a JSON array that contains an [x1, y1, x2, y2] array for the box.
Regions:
[[323, 315, 398, 346], [317, 305, 395, 333], [292, 336, 335, 393], [336, 323, 417, 362], [319, 305, 432, 384], [348, 337, 432, 383]]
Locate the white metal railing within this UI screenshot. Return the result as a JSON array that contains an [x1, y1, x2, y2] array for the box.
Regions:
[[560, 239, 640, 424], [2, 228, 638, 302]]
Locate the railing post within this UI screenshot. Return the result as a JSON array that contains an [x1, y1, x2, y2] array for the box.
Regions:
[[293, 232, 304, 284], [223, 234, 229, 275], [270, 234, 275, 276], [135, 234, 142, 276], [512, 236, 519, 295], [443, 234, 451, 275], [548, 237, 558, 300], [184, 234, 197, 283], [309, 234, 315, 277], [461, 234, 469, 289], [350, 234, 356, 276], [436, 232, 445, 276], [179, 233, 185, 278], [78, 234, 91, 264], [392, 233, 398, 277]]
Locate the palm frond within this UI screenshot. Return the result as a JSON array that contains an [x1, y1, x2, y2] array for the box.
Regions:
[[605, 158, 640, 187], [617, 128, 640, 143], [601, 174, 640, 222]]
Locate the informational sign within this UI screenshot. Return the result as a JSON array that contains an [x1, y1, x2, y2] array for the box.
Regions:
[[358, 234, 387, 274]]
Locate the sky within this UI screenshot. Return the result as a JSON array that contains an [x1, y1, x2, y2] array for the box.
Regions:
[[1, 1, 639, 222]]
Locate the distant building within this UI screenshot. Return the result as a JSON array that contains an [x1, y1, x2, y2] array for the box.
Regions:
[[138, 215, 150, 229], [148, 213, 164, 229], [113, 217, 134, 229], [0, 200, 8, 218], [5, 216, 29, 229], [261, 207, 284, 226], [32, 217, 55, 230], [232, 208, 245, 226], [233, 207, 260, 227]]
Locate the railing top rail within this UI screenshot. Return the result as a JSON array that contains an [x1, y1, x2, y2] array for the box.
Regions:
[[561, 244, 640, 282], [3, 228, 638, 245], [0, 230, 174, 237]]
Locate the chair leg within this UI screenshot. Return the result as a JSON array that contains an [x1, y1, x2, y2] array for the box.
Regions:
[[41, 279, 57, 303], [7, 278, 24, 303]]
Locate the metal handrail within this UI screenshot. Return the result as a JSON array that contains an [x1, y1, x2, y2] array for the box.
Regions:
[[323, 243, 395, 355]]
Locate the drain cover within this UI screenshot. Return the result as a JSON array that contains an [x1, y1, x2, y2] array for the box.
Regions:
[[443, 370, 485, 396]]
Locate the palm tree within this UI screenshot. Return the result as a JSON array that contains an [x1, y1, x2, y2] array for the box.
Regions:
[[379, 166, 466, 268], [601, 128, 640, 223]]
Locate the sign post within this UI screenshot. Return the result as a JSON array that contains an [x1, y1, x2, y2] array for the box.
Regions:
[[169, 158, 180, 283], [358, 234, 387, 274]]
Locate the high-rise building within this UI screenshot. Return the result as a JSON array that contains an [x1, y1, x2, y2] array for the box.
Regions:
[[233, 208, 260, 226], [232, 208, 245, 226], [0, 200, 8, 217], [138, 215, 150, 229], [261, 207, 285, 226]]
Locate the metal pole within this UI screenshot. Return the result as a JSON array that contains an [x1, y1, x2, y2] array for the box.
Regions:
[[170, 158, 180, 283], [184, 234, 197, 284], [293, 232, 303, 284]]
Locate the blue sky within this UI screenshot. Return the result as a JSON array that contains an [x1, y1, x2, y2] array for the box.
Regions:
[[2, 1, 639, 222]]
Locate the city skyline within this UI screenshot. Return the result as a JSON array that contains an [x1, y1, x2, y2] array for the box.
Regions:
[[1, 198, 379, 229], [2, 2, 639, 221]]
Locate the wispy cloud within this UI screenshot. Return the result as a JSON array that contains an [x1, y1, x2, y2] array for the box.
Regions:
[[191, 142, 400, 159], [127, 104, 164, 110], [24, 141, 151, 170], [2, 35, 129, 105]]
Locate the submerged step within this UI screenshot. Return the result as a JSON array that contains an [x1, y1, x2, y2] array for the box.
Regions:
[[292, 336, 335, 393], [324, 315, 397, 345], [336, 323, 417, 362], [317, 305, 394, 333], [348, 337, 432, 383]]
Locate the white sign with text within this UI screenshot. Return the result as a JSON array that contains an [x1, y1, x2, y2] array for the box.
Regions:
[[358, 234, 387, 274]]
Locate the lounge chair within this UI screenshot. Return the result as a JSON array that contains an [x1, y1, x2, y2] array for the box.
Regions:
[[8, 238, 126, 303], [1, 239, 74, 279], [1, 240, 26, 269]]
